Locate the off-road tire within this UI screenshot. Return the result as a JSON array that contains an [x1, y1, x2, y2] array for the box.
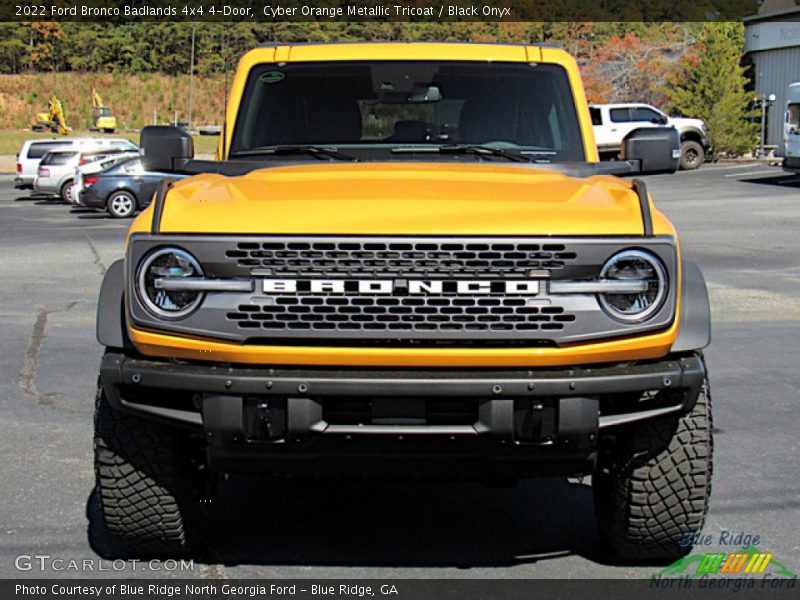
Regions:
[[593, 376, 713, 561], [93, 383, 208, 557], [679, 140, 705, 171]]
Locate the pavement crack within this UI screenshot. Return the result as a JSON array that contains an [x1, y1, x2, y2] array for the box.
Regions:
[[19, 302, 81, 412], [84, 235, 107, 275]]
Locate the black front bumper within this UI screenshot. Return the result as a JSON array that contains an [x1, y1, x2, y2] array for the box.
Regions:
[[99, 352, 705, 479]]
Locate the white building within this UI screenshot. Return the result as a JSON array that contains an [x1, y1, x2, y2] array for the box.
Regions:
[[744, 0, 800, 147]]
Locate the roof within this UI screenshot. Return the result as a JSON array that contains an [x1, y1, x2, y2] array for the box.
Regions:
[[256, 40, 563, 50], [743, 6, 800, 23], [240, 41, 572, 66]]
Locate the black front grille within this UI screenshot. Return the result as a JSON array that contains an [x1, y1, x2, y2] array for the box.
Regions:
[[227, 296, 576, 333], [225, 240, 578, 278]]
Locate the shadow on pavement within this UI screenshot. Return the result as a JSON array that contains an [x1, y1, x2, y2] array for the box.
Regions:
[[77, 213, 113, 220], [737, 173, 800, 187], [87, 476, 617, 568], [210, 476, 603, 568]]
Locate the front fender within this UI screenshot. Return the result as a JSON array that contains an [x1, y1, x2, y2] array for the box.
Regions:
[[671, 260, 711, 353], [96, 259, 131, 350]]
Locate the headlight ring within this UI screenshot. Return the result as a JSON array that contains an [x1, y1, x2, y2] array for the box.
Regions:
[[598, 249, 668, 322], [136, 247, 204, 319]]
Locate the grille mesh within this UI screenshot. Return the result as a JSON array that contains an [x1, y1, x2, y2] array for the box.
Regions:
[[227, 296, 575, 333], [222, 239, 581, 336], [225, 240, 577, 278]]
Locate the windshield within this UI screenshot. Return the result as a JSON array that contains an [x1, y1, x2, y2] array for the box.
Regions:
[[789, 103, 800, 131], [230, 61, 585, 162]]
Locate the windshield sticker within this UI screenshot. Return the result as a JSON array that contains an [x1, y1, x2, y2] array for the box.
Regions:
[[260, 71, 285, 84]]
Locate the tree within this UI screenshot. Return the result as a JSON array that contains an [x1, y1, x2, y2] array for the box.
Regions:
[[665, 22, 757, 156], [0, 23, 27, 73], [580, 28, 687, 106], [29, 22, 66, 71]]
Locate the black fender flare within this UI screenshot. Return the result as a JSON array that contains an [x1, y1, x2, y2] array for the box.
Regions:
[[671, 260, 711, 353], [96, 259, 132, 350]]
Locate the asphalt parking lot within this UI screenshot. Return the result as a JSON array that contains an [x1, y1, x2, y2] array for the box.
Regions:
[[1, 164, 799, 580]]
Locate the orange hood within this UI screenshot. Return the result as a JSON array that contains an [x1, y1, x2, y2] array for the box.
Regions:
[[142, 162, 673, 237]]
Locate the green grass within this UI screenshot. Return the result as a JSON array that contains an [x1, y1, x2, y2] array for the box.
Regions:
[[0, 129, 219, 156]]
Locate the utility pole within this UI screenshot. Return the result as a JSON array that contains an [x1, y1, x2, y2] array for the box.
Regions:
[[188, 24, 196, 129], [757, 93, 776, 159]]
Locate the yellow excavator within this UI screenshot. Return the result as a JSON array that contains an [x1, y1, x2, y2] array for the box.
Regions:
[[32, 95, 72, 135], [91, 88, 117, 133]]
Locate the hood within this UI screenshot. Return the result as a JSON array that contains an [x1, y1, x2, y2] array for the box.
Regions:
[[668, 116, 705, 131], [151, 162, 658, 236]]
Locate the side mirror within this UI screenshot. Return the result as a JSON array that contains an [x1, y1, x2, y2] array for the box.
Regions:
[[622, 127, 680, 174], [140, 126, 194, 172]]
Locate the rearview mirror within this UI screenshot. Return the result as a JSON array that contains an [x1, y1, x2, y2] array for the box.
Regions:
[[409, 85, 441, 103], [622, 127, 680, 174], [140, 126, 194, 172]]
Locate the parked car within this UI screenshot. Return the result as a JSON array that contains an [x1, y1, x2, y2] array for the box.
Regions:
[[33, 150, 82, 201], [70, 152, 140, 205], [590, 103, 709, 170], [35, 150, 106, 202], [90, 43, 714, 563], [34, 146, 142, 202], [79, 157, 186, 218], [15, 137, 139, 191]]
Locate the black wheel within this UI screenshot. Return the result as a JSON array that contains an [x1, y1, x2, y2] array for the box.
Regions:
[[103, 128, 115, 134], [680, 140, 705, 171], [107, 190, 137, 218], [93, 383, 209, 557], [59, 179, 74, 203], [593, 372, 713, 561]]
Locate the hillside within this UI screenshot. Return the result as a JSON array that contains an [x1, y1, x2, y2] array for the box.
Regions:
[[0, 72, 225, 130]]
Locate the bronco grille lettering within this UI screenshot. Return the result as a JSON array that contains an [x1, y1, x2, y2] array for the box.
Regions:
[[260, 279, 541, 295]]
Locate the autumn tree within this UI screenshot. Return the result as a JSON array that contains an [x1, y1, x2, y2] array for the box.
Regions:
[[580, 29, 686, 106], [665, 22, 757, 156], [30, 22, 65, 71]]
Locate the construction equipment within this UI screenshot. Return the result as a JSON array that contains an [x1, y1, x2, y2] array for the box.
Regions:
[[32, 96, 72, 135], [91, 88, 117, 133]]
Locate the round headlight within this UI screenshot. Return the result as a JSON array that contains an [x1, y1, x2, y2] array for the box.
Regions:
[[599, 250, 667, 322], [136, 247, 203, 319]]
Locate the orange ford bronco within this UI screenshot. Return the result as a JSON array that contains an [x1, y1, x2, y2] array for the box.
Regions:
[[94, 42, 712, 560]]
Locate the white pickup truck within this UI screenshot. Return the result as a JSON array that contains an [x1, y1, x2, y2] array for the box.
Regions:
[[591, 103, 709, 170]]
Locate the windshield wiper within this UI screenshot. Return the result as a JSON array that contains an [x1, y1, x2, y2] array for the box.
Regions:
[[392, 144, 533, 163], [231, 144, 356, 161]]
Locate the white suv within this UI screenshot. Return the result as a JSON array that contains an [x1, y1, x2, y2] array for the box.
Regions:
[[590, 103, 709, 170], [15, 137, 138, 191]]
